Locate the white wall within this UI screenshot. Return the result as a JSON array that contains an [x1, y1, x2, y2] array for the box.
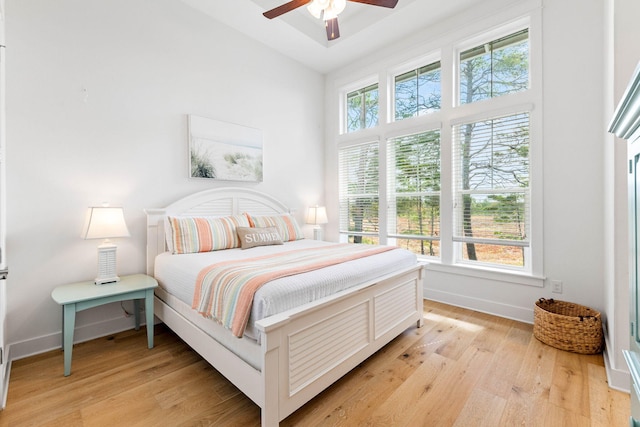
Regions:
[[5, 0, 325, 358], [325, 0, 615, 377]]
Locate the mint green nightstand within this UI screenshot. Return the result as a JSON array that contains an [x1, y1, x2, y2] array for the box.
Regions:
[[51, 274, 158, 376]]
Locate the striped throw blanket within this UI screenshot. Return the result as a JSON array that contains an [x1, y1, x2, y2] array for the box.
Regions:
[[192, 244, 398, 337]]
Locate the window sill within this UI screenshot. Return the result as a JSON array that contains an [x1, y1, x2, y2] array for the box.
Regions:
[[422, 261, 545, 288]]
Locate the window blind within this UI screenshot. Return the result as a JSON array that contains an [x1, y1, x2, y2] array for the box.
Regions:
[[452, 112, 530, 247], [338, 141, 380, 237], [460, 29, 529, 62], [386, 130, 441, 242]]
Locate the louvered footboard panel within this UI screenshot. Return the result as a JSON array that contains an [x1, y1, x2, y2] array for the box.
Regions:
[[374, 278, 418, 339], [288, 301, 370, 396]]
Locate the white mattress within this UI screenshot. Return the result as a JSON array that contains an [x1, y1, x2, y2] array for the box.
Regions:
[[154, 239, 418, 342]]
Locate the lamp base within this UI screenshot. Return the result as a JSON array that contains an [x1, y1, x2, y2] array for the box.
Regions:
[[95, 242, 120, 285], [95, 276, 120, 285], [313, 226, 324, 241]]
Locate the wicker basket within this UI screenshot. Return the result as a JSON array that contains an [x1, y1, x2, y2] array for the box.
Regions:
[[533, 298, 603, 354]]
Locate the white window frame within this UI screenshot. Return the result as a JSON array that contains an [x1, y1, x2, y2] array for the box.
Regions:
[[340, 76, 381, 135], [453, 17, 533, 109], [446, 15, 543, 282], [388, 52, 442, 124], [451, 110, 532, 271], [335, 10, 543, 287]]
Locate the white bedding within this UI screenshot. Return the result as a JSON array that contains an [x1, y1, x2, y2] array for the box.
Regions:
[[153, 239, 418, 341]]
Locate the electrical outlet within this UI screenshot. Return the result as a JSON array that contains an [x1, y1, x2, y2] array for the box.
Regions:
[[551, 280, 563, 294]]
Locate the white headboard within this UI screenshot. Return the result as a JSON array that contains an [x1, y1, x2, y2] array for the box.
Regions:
[[145, 187, 291, 276]]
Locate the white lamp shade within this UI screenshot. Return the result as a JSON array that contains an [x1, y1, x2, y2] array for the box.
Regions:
[[81, 206, 130, 240], [306, 206, 328, 225]]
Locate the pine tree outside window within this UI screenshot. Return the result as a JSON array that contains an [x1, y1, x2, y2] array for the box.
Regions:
[[460, 29, 529, 105], [455, 28, 531, 268], [394, 61, 441, 120], [346, 84, 379, 133], [453, 113, 530, 268]]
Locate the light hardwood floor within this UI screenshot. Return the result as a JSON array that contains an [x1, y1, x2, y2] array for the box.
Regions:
[[0, 300, 629, 426]]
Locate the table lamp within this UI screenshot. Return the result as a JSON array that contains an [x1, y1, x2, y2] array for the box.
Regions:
[[305, 205, 328, 240], [81, 205, 130, 284]]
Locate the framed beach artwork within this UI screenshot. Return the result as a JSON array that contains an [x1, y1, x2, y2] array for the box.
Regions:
[[188, 115, 263, 182]]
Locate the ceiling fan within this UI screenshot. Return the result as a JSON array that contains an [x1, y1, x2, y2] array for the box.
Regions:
[[263, 0, 399, 41]]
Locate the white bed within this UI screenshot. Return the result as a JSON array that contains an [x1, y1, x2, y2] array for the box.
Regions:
[[145, 187, 424, 426]]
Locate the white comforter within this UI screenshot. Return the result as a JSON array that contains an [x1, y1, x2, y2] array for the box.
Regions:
[[154, 239, 418, 340]]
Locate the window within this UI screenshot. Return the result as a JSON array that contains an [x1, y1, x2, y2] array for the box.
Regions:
[[336, 20, 538, 277], [346, 84, 379, 133], [394, 61, 441, 120], [338, 142, 380, 244], [387, 130, 441, 257], [460, 29, 529, 105], [453, 112, 530, 267]]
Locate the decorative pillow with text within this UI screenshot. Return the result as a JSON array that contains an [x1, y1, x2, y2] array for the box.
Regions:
[[236, 226, 284, 249]]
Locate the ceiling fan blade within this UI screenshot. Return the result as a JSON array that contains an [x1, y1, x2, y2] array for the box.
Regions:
[[347, 0, 398, 8], [263, 0, 312, 19], [325, 17, 340, 41]]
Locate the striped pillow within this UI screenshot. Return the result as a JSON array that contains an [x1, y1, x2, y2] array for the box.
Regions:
[[245, 213, 304, 242], [168, 215, 250, 254]]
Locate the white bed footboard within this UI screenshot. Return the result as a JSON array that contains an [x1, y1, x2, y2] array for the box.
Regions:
[[153, 264, 423, 426], [257, 265, 424, 425]]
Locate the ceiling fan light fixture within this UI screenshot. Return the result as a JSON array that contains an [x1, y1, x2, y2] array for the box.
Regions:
[[307, 0, 346, 21], [307, 0, 323, 19]]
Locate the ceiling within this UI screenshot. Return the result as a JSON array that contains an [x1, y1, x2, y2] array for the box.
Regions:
[[177, 0, 480, 74]]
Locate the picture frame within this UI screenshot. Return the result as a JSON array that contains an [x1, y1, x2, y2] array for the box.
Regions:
[[188, 115, 263, 182]]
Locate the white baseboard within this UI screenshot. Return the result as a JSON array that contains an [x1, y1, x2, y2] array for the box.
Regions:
[[424, 287, 534, 324], [603, 329, 631, 393], [9, 315, 145, 362], [1, 344, 10, 409]]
